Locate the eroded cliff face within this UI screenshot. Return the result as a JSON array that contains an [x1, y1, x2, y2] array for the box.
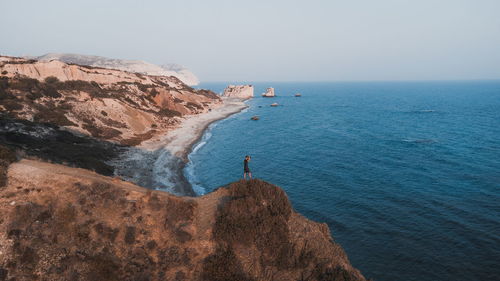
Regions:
[[0, 56, 220, 145], [34, 53, 200, 86], [223, 85, 254, 99], [0, 159, 366, 281]]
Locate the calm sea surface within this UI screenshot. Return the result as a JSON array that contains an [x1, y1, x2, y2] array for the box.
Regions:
[[187, 81, 500, 281]]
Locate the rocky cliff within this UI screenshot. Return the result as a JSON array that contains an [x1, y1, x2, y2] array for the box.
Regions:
[[0, 56, 219, 146], [262, 87, 275, 97], [223, 85, 254, 99], [33, 53, 199, 86], [0, 156, 366, 281]]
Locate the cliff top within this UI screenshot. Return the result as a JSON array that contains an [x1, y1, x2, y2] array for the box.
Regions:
[[0, 158, 366, 281]]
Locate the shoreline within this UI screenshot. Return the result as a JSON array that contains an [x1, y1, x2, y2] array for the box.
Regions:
[[112, 97, 248, 196]]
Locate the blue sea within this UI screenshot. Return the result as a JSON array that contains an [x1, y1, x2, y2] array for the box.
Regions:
[[188, 81, 500, 281]]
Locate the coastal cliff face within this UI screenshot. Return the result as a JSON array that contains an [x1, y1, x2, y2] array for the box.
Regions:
[[223, 85, 254, 99], [0, 56, 367, 281], [33, 53, 199, 86], [0, 158, 366, 281], [0, 56, 220, 145]]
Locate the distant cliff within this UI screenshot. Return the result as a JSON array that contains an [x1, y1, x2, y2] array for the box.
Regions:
[[0, 56, 219, 145], [34, 53, 199, 86], [0, 158, 367, 281], [223, 85, 254, 99]]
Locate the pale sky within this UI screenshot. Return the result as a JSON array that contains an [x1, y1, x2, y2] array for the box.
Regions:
[[1, 0, 499, 82]]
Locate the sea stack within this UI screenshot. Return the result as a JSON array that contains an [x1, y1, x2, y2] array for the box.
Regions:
[[262, 87, 275, 97], [223, 85, 254, 99]]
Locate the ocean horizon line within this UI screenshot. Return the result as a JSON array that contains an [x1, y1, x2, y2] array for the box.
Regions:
[[199, 79, 500, 84]]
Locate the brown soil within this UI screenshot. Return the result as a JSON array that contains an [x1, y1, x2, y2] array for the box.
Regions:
[[0, 160, 367, 281]]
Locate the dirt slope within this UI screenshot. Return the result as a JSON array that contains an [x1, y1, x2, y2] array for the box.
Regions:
[[0, 159, 366, 281]]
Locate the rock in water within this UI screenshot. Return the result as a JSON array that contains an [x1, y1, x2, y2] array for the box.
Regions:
[[262, 87, 275, 97], [223, 85, 254, 99]]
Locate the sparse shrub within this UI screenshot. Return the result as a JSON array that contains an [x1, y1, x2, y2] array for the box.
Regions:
[[42, 85, 62, 98], [59, 80, 106, 98], [186, 102, 203, 111], [94, 222, 120, 242], [124, 226, 136, 244], [1, 70, 7, 75], [34, 109, 76, 126], [158, 108, 181, 118], [0, 77, 8, 89], [202, 246, 255, 281], [150, 88, 159, 97], [133, 82, 152, 92], [196, 89, 220, 99], [0, 145, 17, 187], [146, 240, 157, 250], [11, 77, 39, 92], [3, 100, 23, 110], [44, 76, 59, 84]]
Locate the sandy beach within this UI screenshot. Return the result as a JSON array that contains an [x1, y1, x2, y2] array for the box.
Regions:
[[111, 97, 248, 196]]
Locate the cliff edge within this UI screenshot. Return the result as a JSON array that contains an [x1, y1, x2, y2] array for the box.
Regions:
[[0, 158, 366, 281]]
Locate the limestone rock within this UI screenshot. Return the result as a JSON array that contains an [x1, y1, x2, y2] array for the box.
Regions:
[[262, 87, 275, 97], [223, 85, 254, 99], [33, 53, 200, 86]]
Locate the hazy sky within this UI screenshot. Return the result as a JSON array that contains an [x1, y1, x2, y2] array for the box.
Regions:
[[1, 0, 499, 82]]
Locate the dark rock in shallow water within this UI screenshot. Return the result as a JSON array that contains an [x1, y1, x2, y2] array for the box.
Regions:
[[0, 114, 121, 176], [0, 161, 367, 281]]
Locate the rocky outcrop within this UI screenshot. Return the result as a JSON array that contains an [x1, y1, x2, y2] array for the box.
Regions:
[[0, 56, 220, 145], [0, 159, 366, 281], [33, 53, 199, 86], [223, 85, 254, 99], [262, 87, 275, 97]]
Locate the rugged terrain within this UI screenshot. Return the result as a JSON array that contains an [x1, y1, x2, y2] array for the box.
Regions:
[[0, 56, 219, 146], [33, 53, 199, 86], [0, 155, 366, 281], [0, 55, 367, 281]]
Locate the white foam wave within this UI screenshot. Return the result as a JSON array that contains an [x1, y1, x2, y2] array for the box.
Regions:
[[183, 124, 217, 195]]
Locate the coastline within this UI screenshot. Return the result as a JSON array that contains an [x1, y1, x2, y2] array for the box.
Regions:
[[112, 97, 248, 196]]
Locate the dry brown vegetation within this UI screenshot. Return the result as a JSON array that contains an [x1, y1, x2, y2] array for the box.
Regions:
[[0, 145, 16, 187], [203, 180, 365, 281], [0, 58, 221, 145], [0, 163, 367, 281]]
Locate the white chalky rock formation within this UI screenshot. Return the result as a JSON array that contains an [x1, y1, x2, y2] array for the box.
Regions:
[[32, 53, 200, 86], [223, 85, 254, 99], [262, 87, 275, 97]]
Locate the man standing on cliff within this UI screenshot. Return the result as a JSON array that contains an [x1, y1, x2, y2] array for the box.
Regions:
[[243, 155, 252, 179]]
